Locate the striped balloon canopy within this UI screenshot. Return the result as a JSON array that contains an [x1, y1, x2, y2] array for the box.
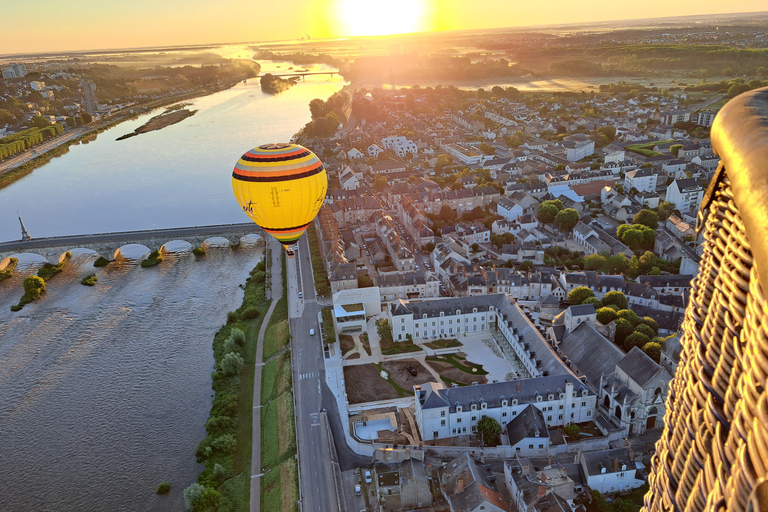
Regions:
[[232, 143, 327, 254]]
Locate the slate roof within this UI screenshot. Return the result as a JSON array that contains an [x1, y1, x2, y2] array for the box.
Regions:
[[417, 374, 592, 411], [443, 453, 508, 512], [507, 404, 549, 446], [617, 347, 663, 387], [568, 304, 596, 317], [637, 275, 694, 288], [581, 447, 639, 476], [558, 322, 625, 387]]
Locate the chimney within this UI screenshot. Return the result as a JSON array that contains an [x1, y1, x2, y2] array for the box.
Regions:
[[538, 485, 546, 497], [518, 382, 521, 392], [541, 472, 548, 482], [457, 478, 465, 494], [548, 456, 553, 466], [562, 467, 568, 475], [614, 458, 619, 473], [624, 438, 630, 447], [630, 448, 635, 461]]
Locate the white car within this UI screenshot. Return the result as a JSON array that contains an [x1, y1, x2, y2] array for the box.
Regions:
[[309, 328, 315, 336], [298, 291, 303, 298], [364, 470, 372, 484], [354, 484, 361, 496]]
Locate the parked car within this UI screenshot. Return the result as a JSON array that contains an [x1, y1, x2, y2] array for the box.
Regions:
[[309, 328, 315, 336], [364, 470, 372, 484], [298, 291, 303, 298], [355, 484, 361, 496]]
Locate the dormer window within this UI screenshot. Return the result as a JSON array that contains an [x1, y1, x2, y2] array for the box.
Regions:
[[481, 401, 487, 410], [490, 306, 494, 311], [548, 394, 554, 401], [440, 312, 444, 317], [473, 308, 478, 313], [456, 310, 461, 315], [511, 398, 518, 406], [559, 392, 565, 399], [471, 403, 477, 411], [536, 394, 542, 403], [456, 405, 462, 413], [502, 399, 508, 407], [582, 389, 588, 397], [423, 314, 427, 319]]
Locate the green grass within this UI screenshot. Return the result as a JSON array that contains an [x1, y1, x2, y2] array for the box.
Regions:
[[373, 363, 410, 397], [321, 307, 336, 344], [263, 293, 289, 360], [261, 351, 292, 403], [260, 391, 296, 468], [626, 139, 674, 158], [427, 353, 488, 375], [261, 459, 299, 512], [425, 338, 463, 349]]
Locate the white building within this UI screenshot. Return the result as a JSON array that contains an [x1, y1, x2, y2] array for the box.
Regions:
[[562, 134, 595, 162], [666, 178, 704, 214], [347, 148, 365, 160], [2, 62, 26, 79], [381, 136, 418, 157], [578, 447, 646, 494], [332, 286, 381, 334], [414, 375, 596, 441], [367, 144, 384, 158], [497, 196, 524, 222], [623, 168, 658, 193], [443, 142, 490, 166]]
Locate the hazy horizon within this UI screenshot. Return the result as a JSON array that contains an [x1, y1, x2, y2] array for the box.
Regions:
[[1, 3, 766, 56]]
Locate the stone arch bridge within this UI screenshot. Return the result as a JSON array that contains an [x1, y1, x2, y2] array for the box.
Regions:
[[0, 223, 264, 264]]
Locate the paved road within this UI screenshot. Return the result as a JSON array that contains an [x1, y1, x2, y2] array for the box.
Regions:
[[0, 223, 260, 252], [290, 234, 341, 512]]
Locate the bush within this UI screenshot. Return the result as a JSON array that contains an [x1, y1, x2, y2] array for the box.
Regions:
[[614, 318, 635, 346], [625, 331, 651, 351], [205, 415, 235, 436], [93, 256, 111, 267], [582, 296, 602, 308], [81, 274, 98, 286], [220, 352, 244, 376], [156, 482, 171, 494], [230, 327, 246, 346], [192, 247, 206, 256], [38, 253, 70, 281], [239, 306, 260, 320], [641, 316, 659, 334], [141, 250, 164, 268], [183, 483, 206, 510], [226, 311, 238, 323], [210, 434, 237, 454], [563, 424, 581, 436], [617, 309, 640, 326], [12, 275, 46, 311], [643, 342, 662, 362]]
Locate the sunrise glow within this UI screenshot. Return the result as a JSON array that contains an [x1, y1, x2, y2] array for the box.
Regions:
[[336, 0, 430, 37]]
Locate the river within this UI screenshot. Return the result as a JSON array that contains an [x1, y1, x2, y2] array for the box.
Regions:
[[0, 58, 345, 510], [0, 60, 347, 243]]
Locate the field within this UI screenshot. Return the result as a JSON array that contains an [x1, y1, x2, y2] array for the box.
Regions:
[[344, 364, 400, 404]]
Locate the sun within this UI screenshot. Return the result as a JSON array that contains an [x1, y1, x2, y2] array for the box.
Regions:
[[336, 0, 429, 37]]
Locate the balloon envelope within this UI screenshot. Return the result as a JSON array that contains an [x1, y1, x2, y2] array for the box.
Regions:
[[232, 143, 327, 252]]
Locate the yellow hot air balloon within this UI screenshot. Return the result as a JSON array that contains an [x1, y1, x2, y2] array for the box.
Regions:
[[232, 143, 327, 255]]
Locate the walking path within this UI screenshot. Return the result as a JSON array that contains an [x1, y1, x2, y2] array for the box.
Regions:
[[250, 239, 283, 512]]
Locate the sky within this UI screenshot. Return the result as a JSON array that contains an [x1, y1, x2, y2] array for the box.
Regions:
[[1, 0, 764, 55]]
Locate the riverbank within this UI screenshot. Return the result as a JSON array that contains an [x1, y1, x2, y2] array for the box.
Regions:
[[261, 73, 300, 94], [116, 109, 197, 141]]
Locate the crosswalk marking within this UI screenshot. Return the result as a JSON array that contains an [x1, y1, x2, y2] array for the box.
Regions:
[[299, 371, 319, 380], [310, 412, 320, 427]]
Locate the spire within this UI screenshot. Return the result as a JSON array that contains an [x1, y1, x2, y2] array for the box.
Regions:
[[18, 212, 31, 241]]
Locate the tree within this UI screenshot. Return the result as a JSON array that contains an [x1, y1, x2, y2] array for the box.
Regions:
[[0, 109, 16, 125], [596, 307, 618, 325], [490, 232, 515, 249], [602, 291, 629, 310], [617, 309, 640, 326], [537, 203, 561, 224], [23, 275, 46, 300], [633, 209, 659, 230], [518, 260, 534, 272], [555, 208, 580, 232], [376, 318, 393, 345], [568, 286, 595, 305], [614, 319, 635, 347], [635, 323, 656, 338], [423, 242, 435, 253], [657, 201, 675, 220], [479, 142, 496, 155], [641, 317, 659, 334], [435, 154, 453, 174], [438, 205, 457, 223], [584, 253, 607, 271], [372, 174, 388, 192], [358, 274, 374, 288], [309, 98, 326, 119], [29, 116, 52, 129], [563, 424, 581, 436], [477, 416, 501, 446], [625, 331, 651, 351], [670, 144, 683, 157], [471, 243, 480, 253], [220, 352, 244, 376], [184, 483, 206, 510], [583, 296, 602, 308]]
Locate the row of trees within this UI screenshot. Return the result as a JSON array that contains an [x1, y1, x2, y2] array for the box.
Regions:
[[567, 287, 664, 362], [537, 199, 581, 232], [0, 122, 64, 160]]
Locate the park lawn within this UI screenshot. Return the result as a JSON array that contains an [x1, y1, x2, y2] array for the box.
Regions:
[[427, 353, 488, 375], [262, 458, 299, 512], [261, 350, 292, 403], [263, 292, 288, 360], [261, 391, 296, 469], [425, 338, 463, 349]]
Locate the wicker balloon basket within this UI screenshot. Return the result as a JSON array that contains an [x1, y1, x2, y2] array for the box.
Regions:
[[643, 88, 768, 512]]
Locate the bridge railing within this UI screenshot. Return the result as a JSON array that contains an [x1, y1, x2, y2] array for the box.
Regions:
[[644, 87, 768, 512]]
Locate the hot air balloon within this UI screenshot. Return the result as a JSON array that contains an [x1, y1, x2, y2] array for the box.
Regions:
[[232, 143, 327, 256]]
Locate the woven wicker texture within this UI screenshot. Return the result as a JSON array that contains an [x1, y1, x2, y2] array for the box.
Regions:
[[643, 168, 768, 512]]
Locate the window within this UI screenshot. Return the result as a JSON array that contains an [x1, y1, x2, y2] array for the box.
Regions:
[[457, 418, 462, 423], [548, 416, 552, 421], [516, 447, 521, 452], [401, 326, 406, 331], [472, 416, 477, 421], [502, 412, 507, 418], [559, 414, 563, 420], [471, 404, 477, 411], [441, 420, 446, 426], [440, 312, 444, 317], [539, 444, 544, 449], [423, 314, 427, 319], [512, 411, 517, 416], [441, 410, 446, 417], [415, 322, 419, 328], [463, 427, 467, 433], [581, 401, 586, 407], [572, 403, 575, 408], [559, 405, 563, 409], [453, 428, 456, 434], [571, 413, 574, 419], [587, 411, 592, 417], [529, 444, 534, 449]]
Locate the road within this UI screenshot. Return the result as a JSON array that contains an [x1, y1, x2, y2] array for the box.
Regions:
[[290, 234, 369, 512], [0, 126, 87, 176]]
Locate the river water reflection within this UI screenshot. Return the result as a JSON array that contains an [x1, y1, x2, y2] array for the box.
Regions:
[[0, 62, 346, 242], [0, 62, 344, 510]]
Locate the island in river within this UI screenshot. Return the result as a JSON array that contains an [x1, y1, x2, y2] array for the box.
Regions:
[[260, 73, 300, 94], [116, 108, 197, 140]]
